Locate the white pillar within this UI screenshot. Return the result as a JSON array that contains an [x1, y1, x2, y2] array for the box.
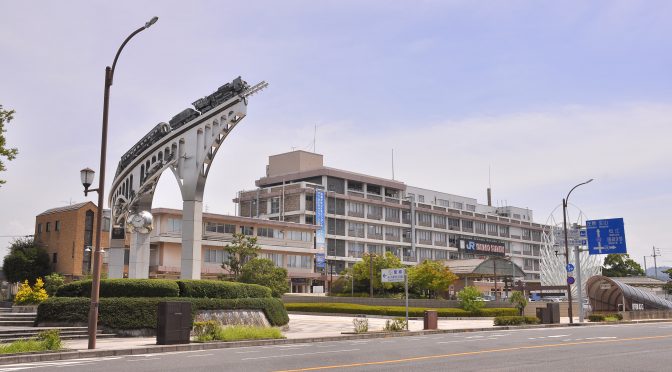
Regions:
[[128, 232, 150, 278], [107, 237, 126, 278], [181, 199, 203, 279]]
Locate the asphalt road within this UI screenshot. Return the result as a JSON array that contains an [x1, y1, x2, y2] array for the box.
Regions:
[[5, 322, 672, 372]]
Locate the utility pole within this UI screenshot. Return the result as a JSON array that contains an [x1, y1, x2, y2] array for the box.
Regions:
[[644, 256, 647, 276], [653, 246, 661, 280], [369, 253, 374, 297]]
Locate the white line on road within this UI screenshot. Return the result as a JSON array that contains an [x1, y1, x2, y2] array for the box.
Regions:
[[241, 348, 360, 361], [236, 350, 261, 354], [127, 357, 161, 362], [186, 353, 214, 358]]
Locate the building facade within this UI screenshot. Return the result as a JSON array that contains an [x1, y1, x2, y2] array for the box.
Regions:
[[34, 202, 111, 280], [235, 151, 545, 289]]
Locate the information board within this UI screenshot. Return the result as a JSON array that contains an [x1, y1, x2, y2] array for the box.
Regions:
[[586, 218, 627, 255]]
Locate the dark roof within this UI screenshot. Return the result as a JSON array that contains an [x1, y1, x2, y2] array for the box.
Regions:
[[37, 202, 94, 216]]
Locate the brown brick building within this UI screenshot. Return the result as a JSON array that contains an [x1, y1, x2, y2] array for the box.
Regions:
[[34, 202, 110, 280]]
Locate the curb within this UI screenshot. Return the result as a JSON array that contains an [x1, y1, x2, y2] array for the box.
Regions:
[[0, 319, 670, 365]]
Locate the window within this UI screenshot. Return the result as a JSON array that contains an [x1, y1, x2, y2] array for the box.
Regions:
[[462, 220, 473, 230], [402, 229, 412, 242], [327, 239, 346, 257], [287, 230, 311, 241], [327, 198, 345, 215], [288, 255, 311, 268], [270, 198, 280, 214], [366, 184, 381, 195], [327, 218, 346, 235], [523, 243, 533, 255], [205, 222, 236, 234], [435, 249, 448, 260], [385, 245, 401, 258], [384, 188, 400, 198], [417, 230, 432, 243], [348, 202, 365, 217], [487, 224, 498, 235], [418, 248, 433, 260], [347, 180, 363, 192], [437, 199, 450, 207], [531, 230, 541, 241], [168, 218, 182, 233], [385, 207, 400, 222], [55, 220, 60, 231], [348, 222, 365, 238], [435, 232, 447, 244], [452, 202, 463, 210], [500, 225, 509, 236], [466, 204, 476, 212], [348, 242, 365, 258], [522, 229, 531, 239], [37, 223, 42, 234], [434, 215, 446, 228], [449, 234, 458, 247], [367, 244, 383, 255], [261, 253, 284, 267], [241, 226, 253, 235], [367, 205, 382, 219], [367, 224, 383, 239], [204, 249, 230, 263], [418, 195, 425, 203], [448, 218, 460, 230], [257, 227, 275, 238], [417, 213, 431, 226], [474, 221, 486, 234], [103, 216, 111, 231], [385, 226, 400, 240], [402, 211, 411, 224], [46, 222, 51, 232]]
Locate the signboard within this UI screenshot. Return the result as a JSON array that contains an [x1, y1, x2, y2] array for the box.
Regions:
[[567, 276, 575, 285], [315, 189, 326, 268], [586, 218, 627, 255], [112, 227, 125, 240], [632, 303, 644, 311], [600, 283, 611, 290], [460, 239, 505, 257], [381, 268, 406, 283], [552, 227, 586, 247], [566, 264, 575, 272]]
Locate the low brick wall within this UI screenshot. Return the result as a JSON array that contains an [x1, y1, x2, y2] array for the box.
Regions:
[[622, 310, 672, 320], [524, 302, 579, 317], [282, 295, 514, 308]]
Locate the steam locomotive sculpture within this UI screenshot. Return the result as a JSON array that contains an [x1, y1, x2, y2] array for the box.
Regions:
[[115, 76, 250, 176]]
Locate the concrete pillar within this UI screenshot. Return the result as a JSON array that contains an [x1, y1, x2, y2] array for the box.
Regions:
[[128, 232, 150, 278], [107, 237, 126, 279], [181, 199, 203, 279]]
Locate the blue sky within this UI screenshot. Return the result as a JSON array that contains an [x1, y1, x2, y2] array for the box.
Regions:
[[1, 1, 671, 266]]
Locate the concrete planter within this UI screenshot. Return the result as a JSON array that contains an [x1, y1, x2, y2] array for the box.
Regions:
[[11, 305, 38, 313]]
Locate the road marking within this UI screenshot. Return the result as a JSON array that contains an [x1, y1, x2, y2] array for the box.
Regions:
[[547, 335, 569, 338], [186, 353, 214, 358], [242, 349, 359, 361], [127, 357, 161, 362], [274, 334, 672, 372], [0, 357, 122, 371], [236, 350, 261, 354]]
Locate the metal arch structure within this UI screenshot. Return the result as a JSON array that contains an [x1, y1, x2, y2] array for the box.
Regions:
[[586, 276, 672, 311], [540, 203, 601, 297], [107, 77, 268, 279]]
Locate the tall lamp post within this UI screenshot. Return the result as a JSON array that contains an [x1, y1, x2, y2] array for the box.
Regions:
[[79, 16, 158, 350], [562, 178, 593, 324]]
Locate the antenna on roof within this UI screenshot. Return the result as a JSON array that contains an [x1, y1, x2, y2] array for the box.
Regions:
[[391, 148, 395, 180]]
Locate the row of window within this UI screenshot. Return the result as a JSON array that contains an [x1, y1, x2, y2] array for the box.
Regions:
[[326, 239, 460, 261], [37, 220, 61, 233], [169, 219, 312, 242], [203, 249, 313, 270]]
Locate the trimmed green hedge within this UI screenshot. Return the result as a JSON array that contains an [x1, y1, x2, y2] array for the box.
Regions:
[[493, 316, 540, 326], [176, 280, 271, 299], [37, 297, 288, 329], [588, 313, 623, 322], [55, 279, 272, 299], [56, 279, 180, 298], [283, 303, 517, 317]]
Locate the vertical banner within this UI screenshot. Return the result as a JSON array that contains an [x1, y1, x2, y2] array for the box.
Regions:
[[315, 189, 326, 268]]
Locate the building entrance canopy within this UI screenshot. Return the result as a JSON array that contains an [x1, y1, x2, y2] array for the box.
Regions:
[[586, 275, 672, 312], [445, 257, 524, 278]]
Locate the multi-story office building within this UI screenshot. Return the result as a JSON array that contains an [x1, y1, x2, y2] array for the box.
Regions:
[[235, 150, 544, 289]]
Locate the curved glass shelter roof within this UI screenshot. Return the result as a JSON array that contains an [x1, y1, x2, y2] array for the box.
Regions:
[[445, 257, 524, 278], [586, 275, 672, 312]]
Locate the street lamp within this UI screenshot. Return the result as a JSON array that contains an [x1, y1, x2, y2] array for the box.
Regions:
[[79, 16, 158, 350], [562, 178, 593, 324]]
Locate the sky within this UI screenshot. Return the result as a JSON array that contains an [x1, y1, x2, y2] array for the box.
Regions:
[[1, 1, 671, 268]]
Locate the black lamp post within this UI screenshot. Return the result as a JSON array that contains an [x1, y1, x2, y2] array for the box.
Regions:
[[79, 16, 158, 350], [562, 179, 593, 324]]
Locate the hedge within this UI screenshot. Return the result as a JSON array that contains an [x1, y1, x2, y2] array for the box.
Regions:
[[283, 303, 517, 317], [493, 316, 540, 326], [56, 279, 179, 298], [55, 279, 271, 299], [588, 313, 623, 322], [37, 297, 288, 329], [176, 280, 271, 299]]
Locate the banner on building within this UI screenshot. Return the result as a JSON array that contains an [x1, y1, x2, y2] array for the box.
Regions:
[[460, 239, 505, 257], [315, 189, 326, 268]]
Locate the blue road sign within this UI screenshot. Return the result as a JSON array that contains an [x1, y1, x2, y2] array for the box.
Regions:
[[566, 263, 575, 272], [567, 276, 575, 285], [586, 218, 627, 255]]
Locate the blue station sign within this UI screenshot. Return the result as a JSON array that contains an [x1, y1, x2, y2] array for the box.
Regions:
[[586, 218, 627, 255]]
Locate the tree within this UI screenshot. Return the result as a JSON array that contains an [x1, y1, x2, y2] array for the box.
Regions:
[[222, 233, 261, 280], [509, 290, 528, 316], [2, 238, 51, 284], [663, 268, 672, 295], [408, 260, 458, 299], [457, 286, 485, 313], [0, 105, 18, 186], [239, 258, 290, 298], [601, 254, 644, 277], [351, 252, 403, 295]]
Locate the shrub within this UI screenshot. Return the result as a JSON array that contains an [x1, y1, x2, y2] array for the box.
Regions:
[[383, 317, 407, 332], [0, 329, 62, 354], [56, 279, 180, 298], [283, 303, 517, 317], [37, 297, 289, 329], [588, 314, 605, 322], [193, 321, 220, 342], [37, 329, 61, 350], [457, 286, 485, 313], [589, 313, 622, 322], [214, 325, 282, 342], [176, 280, 271, 299], [14, 278, 49, 305], [43, 273, 65, 296], [493, 316, 539, 326], [352, 316, 369, 333]]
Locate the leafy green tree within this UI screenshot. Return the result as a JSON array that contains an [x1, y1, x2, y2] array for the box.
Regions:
[[663, 268, 672, 295], [408, 260, 458, 299], [0, 105, 18, 186], [351, 252, 403, 294], [509, 290, 528, 316], [601, 254, 644, 277], [2, 238, 51, 284], [43, 272, 66, 296], [239, 258, 289, 298], [222, 233, 261, 280], [457, 286, 485, 313]]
